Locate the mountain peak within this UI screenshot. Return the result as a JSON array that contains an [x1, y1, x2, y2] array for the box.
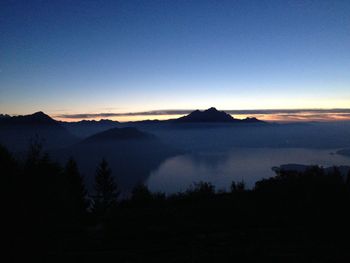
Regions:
[[175, 107, 234, 123], [172, 107, 265, 124], [207, 107, 218, 112], [0, 111, 57, 125], [32, 111, 49, 117], [28, 111, 56, 122]]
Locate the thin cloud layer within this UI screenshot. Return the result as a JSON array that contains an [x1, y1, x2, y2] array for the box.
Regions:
[[55, 109, 350, 122]]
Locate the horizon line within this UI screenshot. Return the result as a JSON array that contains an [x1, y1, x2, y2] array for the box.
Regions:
[[52, 108, 350, 120], [3, 107, 350, 123]]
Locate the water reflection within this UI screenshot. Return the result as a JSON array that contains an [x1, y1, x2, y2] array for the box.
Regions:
[[147, 148, 350, 194]]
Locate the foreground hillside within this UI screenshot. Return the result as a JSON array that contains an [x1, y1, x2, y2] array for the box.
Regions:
[[3, 144, 350, 262]]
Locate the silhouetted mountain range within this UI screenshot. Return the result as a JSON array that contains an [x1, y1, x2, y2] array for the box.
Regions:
[[0, 114, 10, 119], [0, 111, 57, 126], [172, 107, 264, 123], [61, 119, 119, 138], [337, 148, 350, 157], [273, 164, 350, 177], [174, 107, 235, 122], [0, 112, 78, 151]]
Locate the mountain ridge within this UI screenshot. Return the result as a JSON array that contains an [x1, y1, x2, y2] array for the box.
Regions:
[[0, 111, 57, 125], [0, 111, 78, 151], [171, 107, 265, 123], [81, 127, 154, 143]]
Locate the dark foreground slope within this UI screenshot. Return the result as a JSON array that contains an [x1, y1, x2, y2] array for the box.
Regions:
[[3, 144, 350, 262]]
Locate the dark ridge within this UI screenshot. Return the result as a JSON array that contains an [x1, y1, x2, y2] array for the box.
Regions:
[[0, 111, 57, 125], [59, 118, 121, 139], [66, 119, 119, 125], [82, 127, 154, 143], [337, 148, 350, 157], [242, 117, 261, 123], [174, 107, 235, 123], [0, 114, 11, 119], [0, 111, 78, 151], [172, 107, 264, 123]]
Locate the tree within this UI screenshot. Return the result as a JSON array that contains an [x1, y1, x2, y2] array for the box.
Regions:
[[25, 135, 46, 167], [63, 158, 88, 218], [186, 181, 215, 197], [345, 169, 350, 191], [236, 180, 245, 192], [131, 183, 153, 203], [231, 180, 245, 193], [230, 181, 237, 193], [92, 158, 119, 216]]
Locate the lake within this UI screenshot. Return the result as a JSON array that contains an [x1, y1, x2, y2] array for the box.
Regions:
[[147, 148, 350, 194]]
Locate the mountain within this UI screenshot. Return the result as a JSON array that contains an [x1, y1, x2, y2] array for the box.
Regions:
[[0, 112, 78, 151], [82, 127, 153, 143], [337, 148, 350, 157], [60, 119, 120, 139], [172, 107, 265, 123], [272, 164, 350, 177], [0, 114, 10, 119], [55, 127, 178, 192], [0, 111, 57, 126], [174, 107, 234, 123]]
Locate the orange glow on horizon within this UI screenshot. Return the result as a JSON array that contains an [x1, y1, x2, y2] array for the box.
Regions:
[[53, 112, 350, 123], [53, 114, 186, 122]]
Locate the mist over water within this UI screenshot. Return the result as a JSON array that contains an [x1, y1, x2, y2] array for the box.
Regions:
[[147, 148, 350, 194]]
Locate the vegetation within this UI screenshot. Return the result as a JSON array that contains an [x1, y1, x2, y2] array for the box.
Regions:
[[2, 143, 350, 262], [91, 158, 119, 218]]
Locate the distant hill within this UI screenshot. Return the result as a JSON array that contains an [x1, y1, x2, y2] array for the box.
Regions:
[[0, 112, 78, 151], [0, 111, 57, 125], [55, 127, 178, 191], [0, 114, 10, 119], [337, 148, 350, 157], [272, 164, 350, 177], [60, 119, 120, 138], [172, 107, 265, 123], [82, 127, 153, 143]]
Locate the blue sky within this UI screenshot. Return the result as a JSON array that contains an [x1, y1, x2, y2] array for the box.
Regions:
[[1, 0, 350, 119]]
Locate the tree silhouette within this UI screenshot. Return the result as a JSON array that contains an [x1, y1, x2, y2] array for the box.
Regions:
[[230, 181, 237, 193], [24, 135, 49, 168], [346, 169, 350, 189], [231, 180, 245, 193], [236, 180, 245, 192], [92, 158, 119, 217], [131, 183, 153, 203], [186, 181, 215, 197], [63, 157, 88, 219]]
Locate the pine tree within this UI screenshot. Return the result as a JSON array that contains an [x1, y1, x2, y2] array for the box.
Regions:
[[64, 158, 88, 218], [92, 158, 119, 216], [346, 169, 350, 191]]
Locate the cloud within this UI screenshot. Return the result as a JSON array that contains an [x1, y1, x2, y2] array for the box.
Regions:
[[56, 110, 192, 119], [56, 109, 350, 119], [54, 109, 350, 121]]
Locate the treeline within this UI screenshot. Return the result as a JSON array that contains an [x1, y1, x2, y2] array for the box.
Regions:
[[2, 142, 350, 262]]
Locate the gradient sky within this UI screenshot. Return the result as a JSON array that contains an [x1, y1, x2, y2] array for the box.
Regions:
[[1, 0, 350, 120]]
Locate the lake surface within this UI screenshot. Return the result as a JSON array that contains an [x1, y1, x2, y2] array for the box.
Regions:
[[147, 148, 350, 194]]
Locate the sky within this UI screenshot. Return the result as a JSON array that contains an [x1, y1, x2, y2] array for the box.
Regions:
[[1, 0, 350, 121]]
